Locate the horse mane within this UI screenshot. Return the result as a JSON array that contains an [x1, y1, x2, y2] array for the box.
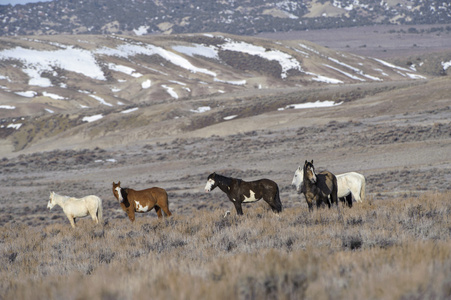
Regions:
[[216, 174, 235, 186], [120, 188, 129, 203], [53, 193, 70, 201]]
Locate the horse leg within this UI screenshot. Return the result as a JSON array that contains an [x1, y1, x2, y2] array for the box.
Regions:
[[160, 204, 172, 217], [90, 210, 99, 224], [323, 195, 331, 209], [233, 202, 244, 215], [154, 205, 163, 218], [304, 195, 314, 212], [127, 210, 135, 222], [264, 195, 282, 214], [346, 194, 353, 208], [352, 188, 361, 203], [67, 215, 76, 228], [316, 196, 326, 209]]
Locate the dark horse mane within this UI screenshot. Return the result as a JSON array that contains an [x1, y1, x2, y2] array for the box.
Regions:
[[120, 187, 131, 207], [212, 173, 237, 189]]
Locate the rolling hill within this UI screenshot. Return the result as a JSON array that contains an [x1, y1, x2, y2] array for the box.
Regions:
[[0, 33, 433, 153]]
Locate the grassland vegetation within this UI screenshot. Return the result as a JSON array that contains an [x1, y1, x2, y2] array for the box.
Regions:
[[1, 192, 451, 299]]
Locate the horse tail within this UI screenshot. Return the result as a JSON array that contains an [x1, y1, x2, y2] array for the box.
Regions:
[[97, 197, 103, 222], [274, 185, 282, 213], [332, 175, 339, 206], [360, 176, 366, 202]]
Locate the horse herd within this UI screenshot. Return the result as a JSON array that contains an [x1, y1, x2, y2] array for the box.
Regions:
[[47, 160, 366, 228]]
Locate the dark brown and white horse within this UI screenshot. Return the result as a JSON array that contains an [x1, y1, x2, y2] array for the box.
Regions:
[[302, 160, 338, 212], [112, 181, 172, 222], [204, 172, 282, 215]]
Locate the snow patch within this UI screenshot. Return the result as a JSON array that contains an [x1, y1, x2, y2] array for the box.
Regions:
[[82, 114, 103, 123], [0, 105, 15, 109], [7, 123, 22, 130], [97, 44, 216, 77], [108, 63, 142, 78], [162, 85, 178, 99], [89, 94, 113, 106], [172, 44, 219, 59], [214, 78, 246, 85], [43, 92, 65, 100], [15, 91, 37, 97], [190, 106, 211, 113], [141, 79, 151, 89], [133, 26, 149, 36], [441, 60, 451, 71], [0, 46, 106, 82], [121, 108, 139, 114], [278, 101, 343, 111], [224, 115, 237, 120]]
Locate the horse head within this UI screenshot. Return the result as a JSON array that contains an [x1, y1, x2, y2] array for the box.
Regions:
[[204, 172, 218, 192], [47, 191, 56, 210], [112, 181, 125, 203], [291, 165, 304, 192], [304, 160, 317, 184]]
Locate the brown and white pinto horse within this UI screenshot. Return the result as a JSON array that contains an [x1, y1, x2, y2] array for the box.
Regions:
[[112, 181, 172, 222], [204, 172, 282, 215], [302, 160, 338, 212]]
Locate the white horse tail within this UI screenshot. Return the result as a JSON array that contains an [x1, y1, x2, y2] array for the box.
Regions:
[[360, 176, 366, 202], [97, 197, 103, 223]]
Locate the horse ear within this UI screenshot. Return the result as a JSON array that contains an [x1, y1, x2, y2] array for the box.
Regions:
[[311, 160, 314, 164], [118, 181, 121, 186]]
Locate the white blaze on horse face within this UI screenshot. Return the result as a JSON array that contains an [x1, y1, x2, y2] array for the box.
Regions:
[[115, 187, 123, 202], [309, 167, 317, 183], [135, 201, 149, 212], [204, 178, 215, 192], [243, 190, 259, 203]]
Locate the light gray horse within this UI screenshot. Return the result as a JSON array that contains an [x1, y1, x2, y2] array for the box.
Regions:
[[47, 192, 103, 228]]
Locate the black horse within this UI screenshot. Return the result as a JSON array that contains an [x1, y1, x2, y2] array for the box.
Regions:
[[204, 172, 282, 215], [302, 160, 338, 212]]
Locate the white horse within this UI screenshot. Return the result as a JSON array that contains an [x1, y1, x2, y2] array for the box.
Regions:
[[291, 166, 366, 203], [47, 192, 103, 228]]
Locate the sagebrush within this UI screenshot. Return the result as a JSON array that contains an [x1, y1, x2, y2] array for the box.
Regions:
[[1, 192, 451, 299]]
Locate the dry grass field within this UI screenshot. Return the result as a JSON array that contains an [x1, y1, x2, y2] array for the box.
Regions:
[[1, 192, 451, 300]]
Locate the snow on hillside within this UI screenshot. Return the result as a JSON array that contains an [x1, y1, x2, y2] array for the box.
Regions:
[[0, 34, 427, 118], [0, 46, 106, 86]]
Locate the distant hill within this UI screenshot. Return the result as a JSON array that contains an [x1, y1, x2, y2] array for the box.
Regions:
[[0, 33, 432, 152], [0, 33, 427, 118], [1, 0, 451, 36]]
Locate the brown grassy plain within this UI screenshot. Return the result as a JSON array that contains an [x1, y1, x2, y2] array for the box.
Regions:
[[1, 192, 451, 300]]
